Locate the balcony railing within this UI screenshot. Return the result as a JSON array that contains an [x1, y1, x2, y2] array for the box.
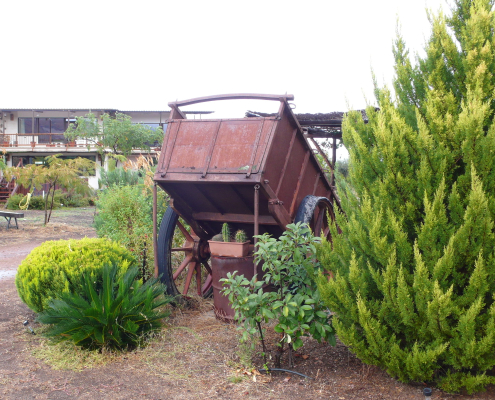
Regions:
[[0, 133, 97, 148]]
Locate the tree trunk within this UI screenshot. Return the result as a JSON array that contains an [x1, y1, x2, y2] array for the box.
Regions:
[[44, 187, 50, 225], [47, 184, 56, 223]]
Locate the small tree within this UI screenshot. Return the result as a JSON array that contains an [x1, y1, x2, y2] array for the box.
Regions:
[[6, 155, 95, 224], [221, 223, 335, 367], [317, 0, 495, 393], [65, 112, 164, 156]]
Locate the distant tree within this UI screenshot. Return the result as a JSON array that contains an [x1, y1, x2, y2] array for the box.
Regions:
[[317, 0, 495, 393], [64, 112, 164, 156], [5, 155, 95, 224], [335, 158, 349, 179]]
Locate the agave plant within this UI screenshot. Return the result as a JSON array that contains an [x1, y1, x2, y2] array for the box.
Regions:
[[37, 263, 170, 350]]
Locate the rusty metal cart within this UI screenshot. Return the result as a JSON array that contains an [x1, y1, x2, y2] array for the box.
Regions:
[[153, 94, 340, 299]]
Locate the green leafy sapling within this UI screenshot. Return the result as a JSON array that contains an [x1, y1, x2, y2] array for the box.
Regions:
[[221, 222, 335, 368], [221, 271, 275, 364]]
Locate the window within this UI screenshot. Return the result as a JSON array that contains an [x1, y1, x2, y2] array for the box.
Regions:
[[18, 118, 36, 134], [18, 118, 68, 143]]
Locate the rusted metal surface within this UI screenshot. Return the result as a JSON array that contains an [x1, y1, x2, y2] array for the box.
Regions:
[[211, 256, 260, 323], [158, 118, 276, 180], [155, 94, 335, 237], [275, 128, 298, 197], [289, 149, 311, 217]]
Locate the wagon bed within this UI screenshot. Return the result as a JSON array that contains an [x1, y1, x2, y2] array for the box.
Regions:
[[153, 94, 339, 298]]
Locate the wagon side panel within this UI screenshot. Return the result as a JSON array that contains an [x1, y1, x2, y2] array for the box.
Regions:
[[168, 121, 219, 172], [209, 119, 275, 174], [156, 118, 276, 179], [278, 134, 309, 217], [261, 114, 297, 200], [261, 103, 334, 220]]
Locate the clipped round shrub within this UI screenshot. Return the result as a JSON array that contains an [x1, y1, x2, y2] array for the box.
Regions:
[[15, 238, 136, 312]]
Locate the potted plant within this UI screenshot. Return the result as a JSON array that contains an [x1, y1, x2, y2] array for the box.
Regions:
[[1, 134, 9, 147], [208, 223, 250, 257]]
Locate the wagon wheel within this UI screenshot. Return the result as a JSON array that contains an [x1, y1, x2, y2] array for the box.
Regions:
[[294, 195, 335, 241], [157, 207, 213, 300]]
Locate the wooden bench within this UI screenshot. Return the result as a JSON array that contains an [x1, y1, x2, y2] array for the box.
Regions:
[[0, 211, 24, 229]]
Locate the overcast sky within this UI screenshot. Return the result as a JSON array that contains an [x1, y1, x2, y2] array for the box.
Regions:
[[1, 0, 446, 118]]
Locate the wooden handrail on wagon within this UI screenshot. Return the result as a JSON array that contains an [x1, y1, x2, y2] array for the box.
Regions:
[[168, 93, 295, 120], [168, 93, 294, 108]]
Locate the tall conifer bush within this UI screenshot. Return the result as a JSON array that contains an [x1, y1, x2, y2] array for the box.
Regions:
[[317, 0, 495, 393]]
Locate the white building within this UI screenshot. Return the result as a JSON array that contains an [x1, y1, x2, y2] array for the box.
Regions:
[[0, 108, 170, 189]]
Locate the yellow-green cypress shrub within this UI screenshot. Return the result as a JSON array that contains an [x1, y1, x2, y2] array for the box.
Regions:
[[15, 238, 136, 312], [317, 0, 495, 394]]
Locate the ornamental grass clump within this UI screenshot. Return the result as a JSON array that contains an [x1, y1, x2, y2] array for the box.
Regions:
[[37, 264, 170, 350], [316, 0, 495, 393], [16, 238, 136, 312]]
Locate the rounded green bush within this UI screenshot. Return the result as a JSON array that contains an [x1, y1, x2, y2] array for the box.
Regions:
[[15, 238, 136, 312]]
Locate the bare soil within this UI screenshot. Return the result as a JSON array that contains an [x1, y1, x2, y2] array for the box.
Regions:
[[1, 208, 494, 399]]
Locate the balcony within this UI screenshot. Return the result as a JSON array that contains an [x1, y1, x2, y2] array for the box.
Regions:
[[0, 133, 98, 149]]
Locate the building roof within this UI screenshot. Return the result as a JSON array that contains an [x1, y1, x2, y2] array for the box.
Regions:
[[245, 109, 374, 140], [0, 108, 172, 113]]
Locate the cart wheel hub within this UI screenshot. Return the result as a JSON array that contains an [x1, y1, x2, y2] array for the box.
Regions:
[[190, 238, 210, 263]]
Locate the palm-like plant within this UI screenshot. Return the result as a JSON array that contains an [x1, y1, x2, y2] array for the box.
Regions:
[[37, 263, 170, 349]]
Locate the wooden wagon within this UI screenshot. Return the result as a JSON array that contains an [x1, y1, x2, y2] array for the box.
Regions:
[[153, 94, 340, 299]]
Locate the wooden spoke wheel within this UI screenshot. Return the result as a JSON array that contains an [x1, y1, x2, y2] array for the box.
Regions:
[[294, 195, 335, 241], [157, 207, 213, 299]]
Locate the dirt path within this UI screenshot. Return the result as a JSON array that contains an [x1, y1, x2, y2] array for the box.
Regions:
[[0, 242, 42, 280], [1, 208, 495, 399], [0, 208, 97, 281]]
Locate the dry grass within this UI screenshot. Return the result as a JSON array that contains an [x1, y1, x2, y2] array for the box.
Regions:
[[29, 297, 278, 398], [128, 298, 278, 398], [31, 338, 124, 372]]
